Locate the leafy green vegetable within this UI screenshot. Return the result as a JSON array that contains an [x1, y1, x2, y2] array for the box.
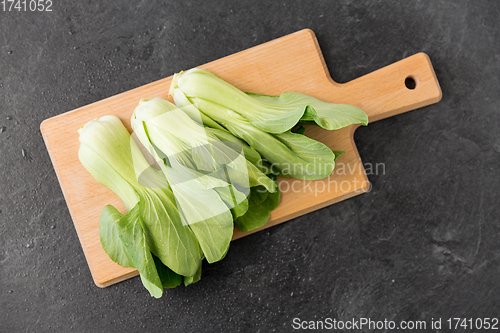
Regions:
[[215, 185, 249, 219], [171, 68, 368, 134], [246, 92, 368, 130], [79, 116, 203, 277], [152, 254, 183, 289], [114, 205, 165, 298], [204, 127, 262, 169], [234, 186, 280, 232], [170, 68, 304, 134], [78, 116, 140, 211], [100, 205, 184, 297], [173, 95, 337, 180], [135, 186, 203, 275], [99, 205, 135, 269], [99, 205, 164, 298], [79, 66, 367, 298], [183, 263, 202, 286], [332, 150, 346, 161], [132, 98, 276, 192], [131, 100, 237, 263]]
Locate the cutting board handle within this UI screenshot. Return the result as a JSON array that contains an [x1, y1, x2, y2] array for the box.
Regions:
[[334, 52, 442, 122]]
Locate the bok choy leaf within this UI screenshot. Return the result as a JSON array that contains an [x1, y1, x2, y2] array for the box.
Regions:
[[173, 94, 336, 180], [170, 68, 368, 134], [131, 100, 238, 263], [170, 68, 304, 134], [100, 205, 183, 298], [234, 186, 280, 232], [246, 92, 368, 130], [79, 116, 203, 278], [100, 204, 164, 298]]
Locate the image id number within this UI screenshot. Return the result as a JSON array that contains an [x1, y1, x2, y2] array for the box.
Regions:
[[447, 318, 499, 330], [2, 0, 53, 11]]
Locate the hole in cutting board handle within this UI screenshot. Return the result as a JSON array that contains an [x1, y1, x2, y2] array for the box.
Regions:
[[405, 75, 419, 90]]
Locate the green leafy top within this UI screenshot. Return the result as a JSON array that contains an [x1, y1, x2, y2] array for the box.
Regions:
[[171, 68, 304, 134], [174, 94, 338, 180], [247, 92, 368, 130], [170, 68, 368, 134]]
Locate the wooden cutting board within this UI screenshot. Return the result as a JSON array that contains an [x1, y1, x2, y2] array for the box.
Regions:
[[40, 29, 442, 288]]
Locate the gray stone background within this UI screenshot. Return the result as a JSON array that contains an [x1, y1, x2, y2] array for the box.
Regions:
[[1, 1, 499, 332]]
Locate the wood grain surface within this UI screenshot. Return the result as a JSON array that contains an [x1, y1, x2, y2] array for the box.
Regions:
[[40, 29, 442, 288]]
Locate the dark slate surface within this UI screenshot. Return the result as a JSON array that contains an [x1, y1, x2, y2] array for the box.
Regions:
[[1, 1, 499, 332]]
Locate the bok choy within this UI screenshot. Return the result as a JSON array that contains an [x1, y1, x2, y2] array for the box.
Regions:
[[131, 98, 280, 236], [79, 116, 203, 297], [169, 68, 368, 133], [173, 88, 337, 180], [170, 68, 368, 180], [78, 66, 367, 298]]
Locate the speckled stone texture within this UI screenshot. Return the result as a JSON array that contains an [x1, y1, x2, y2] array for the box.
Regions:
[[1, 1, 499, 332]]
